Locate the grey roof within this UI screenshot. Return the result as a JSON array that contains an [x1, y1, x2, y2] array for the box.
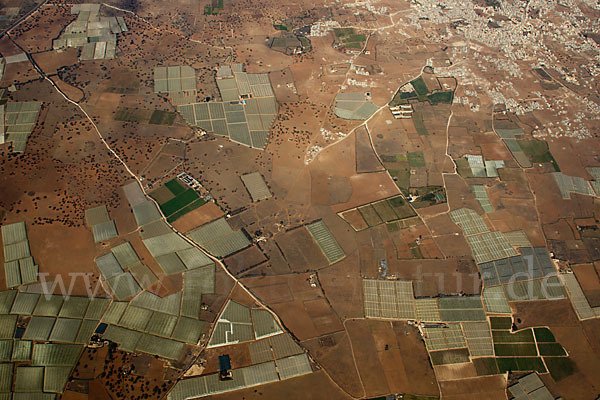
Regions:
[[155, 253, 187, 275], [43, 366, 72, 393], [241, 361, 279, 387], [15, 365, 44, 392], [1, 221, 27, 245], [23, 316, 55, 341], [221, 301, 251, 324], [176, 247, 213, 270], [102, 301, 128, 325], [10, 292, 40, 315], [49, 318, 81, 343], [249, 338, 273, 364], [509, 372, 554, 400], [5, 260, 21, 288], [84, 298, 110, 320], [178, 64, 274, 150], [270, 333, 303, 359], [189, 218, 250, 258], [0, 291, 17, 314], [252, 309, 282, 338], [306, 220, 344, 264], [363, 279, 415, 319], [139, 219, 172, 239], [171, 317, 204, 344], [128, 263, 159, 288], [146, 311, 177, 337], [92, 220, 118, 242], [31, 342, 82, 366], [122, 181, 147, 207], [119, 305, 152, 331], [85, 205, 110, 226], [334, 92, 377, 120], [58, 296, 90, 319], [276, 353, 312, 379], [4, 240, 30, 262], [111, 242, 140, 269], [106, 272, 142, 300], [155, 66, 196, 94], [241, 172, 272, 202], [133, 201, 162, 226], [142, 232, 191, 258], [33, 296, 64, 317], [135, 333, 185, 360], [131, 291, 181, 315], [95, 253, 124, 280], [103, 325, 142, 352]]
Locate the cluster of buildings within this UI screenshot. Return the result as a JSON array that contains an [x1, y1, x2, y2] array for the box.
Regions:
[[53, 3, 128, 61], [389, 104, 413, 119]]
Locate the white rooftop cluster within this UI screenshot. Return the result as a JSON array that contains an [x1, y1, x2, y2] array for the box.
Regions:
[[53, 4, 128, 61], [309, 20, 340, 37]]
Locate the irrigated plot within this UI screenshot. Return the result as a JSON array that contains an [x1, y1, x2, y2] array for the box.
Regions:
[[306, 220, 345, 264], [362, 279, 415, 319]]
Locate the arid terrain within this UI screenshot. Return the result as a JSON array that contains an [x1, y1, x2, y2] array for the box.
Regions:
[[0, 0, 600, 399]]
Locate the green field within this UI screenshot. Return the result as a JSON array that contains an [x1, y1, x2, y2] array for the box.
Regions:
[[358, 205, 383, 227], [389, 169, 411, 190], [204, 0, 223, 15], [273, 24, 289, 31], [533, 327, 556, 343], [410, 76, 429, 96], [490, 316, 512, 330], [517, 139, 560, 171], [380, 155, 397, 163], [166, 198, 206, 223], [409, 243, 424, 259], [333, 28, 365, 49], [538, 343, 567, 356], [333, 28, 355, 38], [412, 112, 429, 136], [149, 110, 176, 125], [106, 87, 137, 94], [544, 357, 576, 381], [407, 186, 446, 209], [494, 343, 538, 356], [429, 348, 470, 365], [165, 179, 186, 196], [407, 151, 426, 167], [114, 107, 151, 123], [298, 36, 312, 51], [372, 200, 398, 222], [382, 154, 411, 189], [473, 357, 500, 376], [455, 158, 474, 178], [344, 42, 363, 49], [492, 329, 534, 343], [343, 33, 366, 43], [160, 189, 201, 216], [155, 179, 207, 222], [497, 357, 546, 373], [114, 108, 175, 125], [387, 196, 416, 219], [427, 91, 453, 104], [389, 87, 418, 106]]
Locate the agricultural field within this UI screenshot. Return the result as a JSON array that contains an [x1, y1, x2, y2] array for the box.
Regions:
[[389, 72, 455, 107], [1, 0, 600, 399], [517, 139, 560, 171], [149, 179, 206, 222], [333, 28, 367, 49]]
